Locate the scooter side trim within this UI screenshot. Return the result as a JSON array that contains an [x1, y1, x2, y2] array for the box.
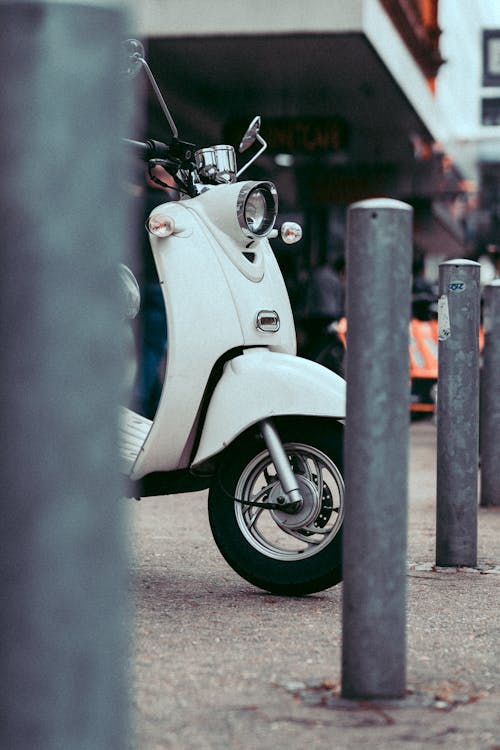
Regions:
[[191, 348, 346, 467]]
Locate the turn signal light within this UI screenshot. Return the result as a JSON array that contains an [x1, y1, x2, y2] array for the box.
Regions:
[[281, 222, 302, 244], [148, 212, 175, 237]]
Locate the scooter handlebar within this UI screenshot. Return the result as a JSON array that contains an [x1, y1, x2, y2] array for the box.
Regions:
[[123, 138, 171, 161]]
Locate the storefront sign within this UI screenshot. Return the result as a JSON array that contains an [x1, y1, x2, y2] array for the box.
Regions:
[[225, 117, 349, 154], [265, 118, 349, 154]]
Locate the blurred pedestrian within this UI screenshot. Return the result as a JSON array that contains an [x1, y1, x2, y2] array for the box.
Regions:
[[303, 254, 345, 358]]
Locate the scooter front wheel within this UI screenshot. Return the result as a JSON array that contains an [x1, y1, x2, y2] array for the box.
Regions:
[[208, 418, 344, 596]]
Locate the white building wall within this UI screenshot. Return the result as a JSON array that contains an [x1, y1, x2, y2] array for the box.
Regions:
[[133, 0, 364, 36]]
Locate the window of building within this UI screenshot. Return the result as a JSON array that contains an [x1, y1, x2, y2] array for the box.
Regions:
[[483, 30, 500, 87], [481, 98, 500, 126]]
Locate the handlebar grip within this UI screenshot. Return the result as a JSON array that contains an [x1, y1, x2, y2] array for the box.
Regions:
[[123, 138, 171, 161]]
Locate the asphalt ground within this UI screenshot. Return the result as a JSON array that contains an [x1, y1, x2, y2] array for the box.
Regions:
[[127, 419, 500, 750]]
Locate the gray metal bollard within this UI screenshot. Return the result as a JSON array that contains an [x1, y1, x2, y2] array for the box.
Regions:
[[436, 259, 481, 566], [342, 198, 413, 700], [0, 2, 131, 749], [480, 279, 500, 506]]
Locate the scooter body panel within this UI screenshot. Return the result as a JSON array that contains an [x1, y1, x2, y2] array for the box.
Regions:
[[130, 191, 297, 480], [191, 348, 346, 467]]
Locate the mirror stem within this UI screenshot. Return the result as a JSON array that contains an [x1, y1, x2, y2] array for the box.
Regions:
[[236, 133, 267, 178], [139, 57, 178, 139]]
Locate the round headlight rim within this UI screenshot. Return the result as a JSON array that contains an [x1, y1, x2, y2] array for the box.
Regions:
[[236, 181, 278, 240]]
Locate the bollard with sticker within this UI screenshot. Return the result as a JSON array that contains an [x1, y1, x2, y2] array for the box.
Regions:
[[436, 259, 481, 567]]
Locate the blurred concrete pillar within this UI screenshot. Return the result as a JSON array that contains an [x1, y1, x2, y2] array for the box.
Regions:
[[0, 2, 131, 748], [342, 198, 412, 700]]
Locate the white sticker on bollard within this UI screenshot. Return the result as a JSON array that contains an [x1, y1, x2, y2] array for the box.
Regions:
[[438, 295, 451, 340]]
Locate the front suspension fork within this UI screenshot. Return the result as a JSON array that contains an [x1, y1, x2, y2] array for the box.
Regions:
[[260, 419, 303, 506]]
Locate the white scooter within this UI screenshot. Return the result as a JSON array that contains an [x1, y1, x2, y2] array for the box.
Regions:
[[121, 40, 346, 595]]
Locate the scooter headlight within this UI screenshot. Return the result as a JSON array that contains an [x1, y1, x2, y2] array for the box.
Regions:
[[237, 181, 278, 239]]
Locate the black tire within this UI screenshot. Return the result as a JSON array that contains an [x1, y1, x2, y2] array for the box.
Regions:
[[208, 417, 344, 596]]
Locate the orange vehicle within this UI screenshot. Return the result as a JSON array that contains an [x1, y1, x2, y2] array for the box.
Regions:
[[310, 315, 438, 413], [314, 313, 483, 415], [408, 317, 438, 413]]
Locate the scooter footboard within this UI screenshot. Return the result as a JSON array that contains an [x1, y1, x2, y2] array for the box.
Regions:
[[119, 407, 153, 474], [192, 348, 345, 466]]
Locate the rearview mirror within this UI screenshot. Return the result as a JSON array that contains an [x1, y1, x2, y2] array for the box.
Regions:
[[121, 38, 145, 79], [239, 116, 261, 153], [121, 38, 178, 138]]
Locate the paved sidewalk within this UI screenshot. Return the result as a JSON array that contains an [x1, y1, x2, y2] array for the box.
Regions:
[[129, 419, 500, 750]]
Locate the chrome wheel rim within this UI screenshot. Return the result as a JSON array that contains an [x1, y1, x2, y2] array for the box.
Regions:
[[234, 442, 344, 561]]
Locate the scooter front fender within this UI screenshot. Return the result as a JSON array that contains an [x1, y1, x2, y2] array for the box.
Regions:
[[192, 348, 345, 466]]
